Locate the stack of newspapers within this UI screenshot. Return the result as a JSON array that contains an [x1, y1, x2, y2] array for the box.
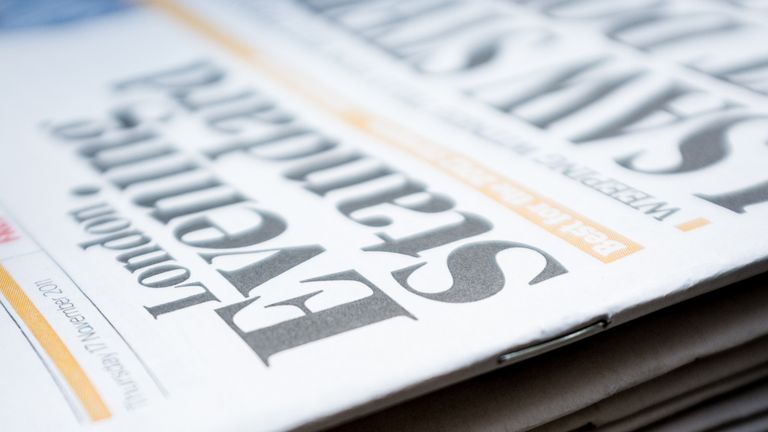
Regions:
[[1, 1, 767, 431]]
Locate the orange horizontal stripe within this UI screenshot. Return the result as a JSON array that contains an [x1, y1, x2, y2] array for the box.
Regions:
[[676, 217, 710, 232], [149, 0, 643, 263], [0, 265, 110, 422]]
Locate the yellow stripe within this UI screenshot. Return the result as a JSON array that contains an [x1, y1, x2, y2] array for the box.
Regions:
[[676, 217, 710, 232], [0, 265, 111, 422], [144, 0, 253, 59], [340, 110, 642, 262], [148, 0, 643, 263]]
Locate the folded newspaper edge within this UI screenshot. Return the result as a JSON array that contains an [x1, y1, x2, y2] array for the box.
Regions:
[[336, 272, 768, 431], [2, 0, 768, 431]]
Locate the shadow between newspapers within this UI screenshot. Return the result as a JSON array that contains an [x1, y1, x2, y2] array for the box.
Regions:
[[329, 271, 768, 432]]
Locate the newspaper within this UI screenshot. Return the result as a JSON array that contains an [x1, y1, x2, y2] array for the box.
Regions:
[[334, 272, 768, 432], [1, 0, 767, 431]]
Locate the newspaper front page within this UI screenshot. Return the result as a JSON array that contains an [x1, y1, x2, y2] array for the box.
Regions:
[[1, 0, 768, 431]]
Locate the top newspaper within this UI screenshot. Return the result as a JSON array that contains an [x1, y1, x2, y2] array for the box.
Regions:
[[1, 0, 767, 431]]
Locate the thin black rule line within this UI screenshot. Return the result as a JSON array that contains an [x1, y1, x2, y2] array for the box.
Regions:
[[0, 299, 83, 423], [0, 249, 44, 263]]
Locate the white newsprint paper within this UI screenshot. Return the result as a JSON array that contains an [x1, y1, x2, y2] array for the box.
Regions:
[[1, 1, 768, 431]]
